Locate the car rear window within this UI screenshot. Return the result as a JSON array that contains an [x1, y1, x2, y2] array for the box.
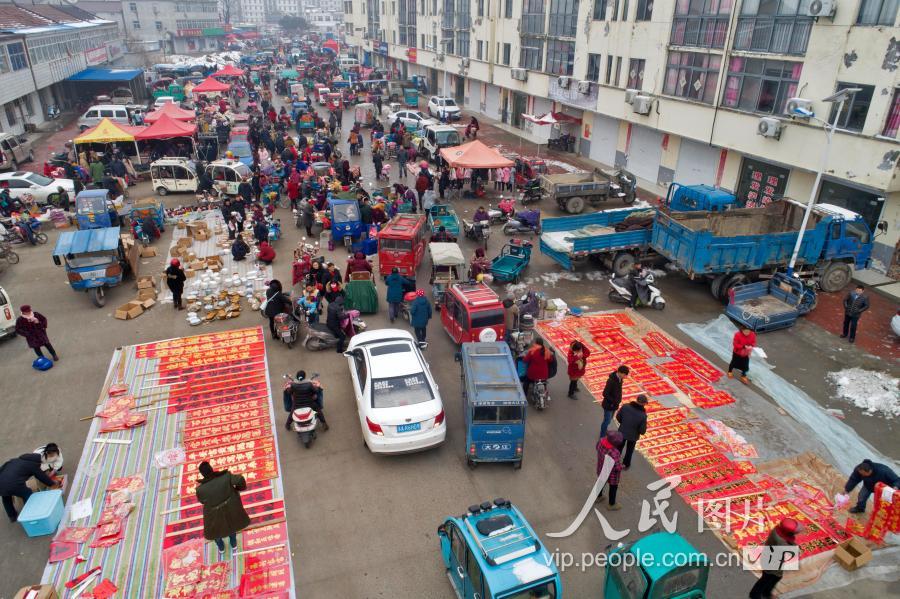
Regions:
[[372, 373, 433, 409], [473, 406, 524, 423], [470, 309, 504, 328], [369, 343, 412, 356]]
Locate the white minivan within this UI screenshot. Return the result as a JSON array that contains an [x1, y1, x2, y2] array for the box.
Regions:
[[0, 286, 16, 340], [78, 104, 131, 130]]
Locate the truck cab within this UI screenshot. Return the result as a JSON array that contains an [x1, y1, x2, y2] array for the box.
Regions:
[[438, 499, 561, 599], [815, 203, 881, 271], [418, 124, 462, 162], [665, 183, 737, 212]]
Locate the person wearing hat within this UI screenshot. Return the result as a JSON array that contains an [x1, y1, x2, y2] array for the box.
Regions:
[[15, 306, 58, 362], [385, 267, 415, 323], [595, 430, 625, 511], [165, 259, 187, 310], [409, 289, 433, 348], [749, 518, 800, 599], [616, 394, 649, 469], [195, 461, 250, 556]]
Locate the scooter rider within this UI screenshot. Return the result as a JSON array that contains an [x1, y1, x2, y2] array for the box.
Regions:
[[283, 370, 328, 431], [326, 294, 348, 353], [628, 262, 651, 308]]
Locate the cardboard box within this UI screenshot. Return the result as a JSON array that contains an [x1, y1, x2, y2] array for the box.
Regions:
[[208, 263, 221, 272], [138, 288, 157, 301], [13, 584, 58, 599], [834, 537, 872, 571], [176, 220, 186, 229], [136, 275, 155, 290], [185, 268, 195, 278], [177, 237, 193, 248], [140, 298, 156, 309], [194, 230, 209, 241], [140, 246, 158, 258], [114, 301, 144, 320]]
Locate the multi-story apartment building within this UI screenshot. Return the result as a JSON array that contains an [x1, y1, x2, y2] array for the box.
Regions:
[[343, 0, 900, 269], [237, 0, 303, 23], [120, 0, 228, 54], [0, 2, 122, 134]]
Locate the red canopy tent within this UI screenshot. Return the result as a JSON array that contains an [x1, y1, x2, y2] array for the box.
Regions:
[[191, 77, 231, 95], [439, 140, 515, 169], [323, 39, 339, 55], [134, 114, 197, 140], [212, 64, 245, 77], [144, 102, 196, 123]]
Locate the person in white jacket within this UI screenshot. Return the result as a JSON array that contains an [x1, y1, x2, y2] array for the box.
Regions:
[[34, 443, 63, 474]]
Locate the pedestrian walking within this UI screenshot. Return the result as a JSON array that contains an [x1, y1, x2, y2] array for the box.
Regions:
[[165, 259, 187, 310], [386, 267, 414, 322], [841, 284, 869, 343], [748, 519, 799, 599], [373, 148, 385, 182], [844, 459, 900, 513], [595, 430, 625, 511], [616, 394, 648, 469], [0, 450, 60, 522], [727, 325, 756, 384], [600, 365, 629, 438], [397, 145, 408, 178], [195, 461, 250, 556], [302, 200, 315, 237], [409, 289, 432, 348], [15, 306, 59, 361], [566, 341, 591, 399]]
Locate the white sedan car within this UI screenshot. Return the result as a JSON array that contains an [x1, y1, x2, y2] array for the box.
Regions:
[[345, 329, 446, 454], [427, 96, 461, 120], [0, 171, 75, 205], [386, 109, 435, 130]]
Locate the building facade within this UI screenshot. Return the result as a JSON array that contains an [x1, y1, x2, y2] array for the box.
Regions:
[[343, 0, 900, 269], [119, 0, 227, 54], [237, 0, 304, 23], [0, 3, 122, 135]]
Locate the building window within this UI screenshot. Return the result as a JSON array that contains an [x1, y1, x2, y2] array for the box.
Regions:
[[0, 49, 8, 73], [605, 55, 614, 84], [664, 51, 721, 104], [733, 0, 813, 55], [345, 1, 353, 12], [7, 43, 27, 71], [156, 21, 164, 31], [593, 0, 607, 18], [476, 40, 484, 60], [477, 0, 485, 16], [627, 58, 645, 89], [505, 0, 513, 17], [129, 2, 137, 11], [22, 95, 33, 116], [546, 40, 575, 76], [457, 31, 471, 57], [502, 42, 511, 65], [586, 53, 601, 82], [614, 56, 622, 86], [721, 57, 801, 114], [883, 88, 900, 137], [549, 0, 579, 37], [635, 0, 653, 20], [611, 0, 620, 20], [132, 21, 141, 29], [857, 0, 898, 25], [829, 83, 875, 133], [5, 103, 15, 126], [670, 0, 731, 49]]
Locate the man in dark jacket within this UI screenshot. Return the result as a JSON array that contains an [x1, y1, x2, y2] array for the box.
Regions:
[[409, 289, 433, 347], [0, 453, 59, 521], [385, 267, 415, 322], [841, 285, 870, 343], [601, 365, 629, 438], [749, 518, 800, 599], [845, 459, 900, 513], [616, 394, 648, 469], [253, 219, 269, 245], [326, 295, 348, 353], [231, 237, 249, 261], [237, 177, 254, 203], [195, 461, 250, 555], [283, 370, 328, 431]]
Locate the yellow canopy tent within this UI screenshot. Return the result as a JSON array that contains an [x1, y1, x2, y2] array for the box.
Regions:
[[74, 118, 143, 164]]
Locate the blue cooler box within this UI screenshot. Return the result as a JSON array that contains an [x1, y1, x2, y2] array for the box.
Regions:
[[18, 489, 64, 537]]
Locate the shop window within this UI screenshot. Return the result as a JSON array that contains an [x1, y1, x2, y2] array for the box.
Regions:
[[882, 88, 900, 138], [830, 83, 875, 133], [664, 51, 721, 104], [736, 158, 789, 207], [670, 0, 732, 49], [733, 0, 813, 56], [721, 57, 800, 114], [627, 58, 645, 89], [857, 0, 898, 25]]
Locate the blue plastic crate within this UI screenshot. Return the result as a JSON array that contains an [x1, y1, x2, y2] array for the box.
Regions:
[[18, 489, 64, 537]]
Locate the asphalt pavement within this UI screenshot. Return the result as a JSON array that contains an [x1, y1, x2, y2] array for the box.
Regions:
[[0, 94, 897, 598]]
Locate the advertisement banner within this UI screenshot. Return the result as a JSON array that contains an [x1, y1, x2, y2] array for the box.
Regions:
[[85, 46, 108, 66]]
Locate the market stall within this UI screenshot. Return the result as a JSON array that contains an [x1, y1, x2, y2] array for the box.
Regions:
[[74, 118, 146, 166], [144, 102, 198, 124], [211, 64, 246, 78], [190, 77, 232, 98], [136, 114, 199, 161], [439, 140, 515, 200], [39, 327, 296, 597]]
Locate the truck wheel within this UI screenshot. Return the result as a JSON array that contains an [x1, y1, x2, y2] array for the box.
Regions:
[[156, 186, 168, 196], [90, 287, 106, 308], [710, 274, 728, 300], [611, 253, 635, 277], [819, 262, 851, 293], [565, 196, 585, 214], [719, 273, 748, 304]]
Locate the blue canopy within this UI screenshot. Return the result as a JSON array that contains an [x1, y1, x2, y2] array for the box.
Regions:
[[53, 227, 121, 257], [67, 68, 143, 82]]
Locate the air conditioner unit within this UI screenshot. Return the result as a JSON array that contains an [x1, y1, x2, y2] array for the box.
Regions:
[[511, 68, 528, 81], [624, 88, 639, 104], [577, 80, 592, 94], [806, 0, 836, 17], [460, 57, 470, 68], [785, 97, 814, 119], [557, 76, 572, 89], [757, 117, 784, 139], [632, 94, 652, 115], [436, 53, 445, 63]]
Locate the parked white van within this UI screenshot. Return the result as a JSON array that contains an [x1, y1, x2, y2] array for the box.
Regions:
[[78, 104, 131, 130], [0, 133, 34, 171]]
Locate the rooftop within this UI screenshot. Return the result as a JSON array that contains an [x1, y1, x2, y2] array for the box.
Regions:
[[0, 2, 111, 32]]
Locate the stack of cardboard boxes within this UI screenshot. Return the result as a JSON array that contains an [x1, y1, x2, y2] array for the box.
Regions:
[[114, 275, 158, 320]]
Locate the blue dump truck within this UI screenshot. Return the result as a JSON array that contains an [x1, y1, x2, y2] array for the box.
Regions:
[[540, 184, 885, 302]]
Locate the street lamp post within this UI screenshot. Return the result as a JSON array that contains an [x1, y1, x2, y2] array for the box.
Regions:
[[786, 87, 861, 274]]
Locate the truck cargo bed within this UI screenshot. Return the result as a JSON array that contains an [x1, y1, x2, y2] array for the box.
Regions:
[[539, 207, 654, 270]]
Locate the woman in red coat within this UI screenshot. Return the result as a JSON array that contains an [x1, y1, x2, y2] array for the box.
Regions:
[[727, 325, 756, 384], [522, 339, 553, 397], [257, 241, 276, 265], [566, 340, 591, 399]]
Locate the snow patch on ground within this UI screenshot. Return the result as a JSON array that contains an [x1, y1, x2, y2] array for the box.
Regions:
[[585, 271, 607, 281], [542, 159, 583, 173], [827, 368, 900, 418]]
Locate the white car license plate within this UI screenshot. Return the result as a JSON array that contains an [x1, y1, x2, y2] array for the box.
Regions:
[[82, 269, 106, 280], [397, 422, 421, 433]]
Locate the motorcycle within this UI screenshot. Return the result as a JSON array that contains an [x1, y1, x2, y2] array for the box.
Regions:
[[548, 134, 575, 152], [508, 313, 536, 356], [489, 198, 516, 224], [503, 209, 541, 236], [274, 312, 300, 348], [303, 309, 366, 351], [608, 272, 666, 310], [519, 179, 542, 205], [0, 239, 19, 265], [2, 216, 47, 245], [528, 379, 551, 411], [283, 373, 326, 448], [46, 105, 61, 120], [462, 219, 491, 246]]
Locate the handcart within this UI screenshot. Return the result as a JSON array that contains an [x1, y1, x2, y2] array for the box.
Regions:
[[490, 239, 533, 284]]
